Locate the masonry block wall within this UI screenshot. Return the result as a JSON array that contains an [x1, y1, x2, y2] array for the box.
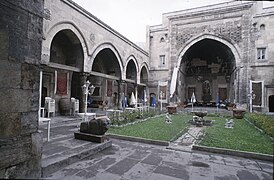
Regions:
[[0, 0, 44, 178], [251, 8, 274, 112]]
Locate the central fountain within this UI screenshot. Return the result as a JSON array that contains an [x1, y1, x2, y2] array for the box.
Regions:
[[192, 111, 212, 126], [194, 111, 207, 120]]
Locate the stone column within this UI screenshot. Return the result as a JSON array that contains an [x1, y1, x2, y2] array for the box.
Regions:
[[79, 73, 88, 113], [117, 80, 125, 110], [135, 83, 138, 107]]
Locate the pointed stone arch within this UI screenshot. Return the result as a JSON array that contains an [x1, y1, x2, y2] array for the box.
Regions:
[[41, 21, 88, 67], [125, 55, 139, 82], [176, 34, 241, 67], [174, 34, 242, 104], [89, 42, 123, 79], [125, 55, 139, 73], [139, 62, 149, 84]]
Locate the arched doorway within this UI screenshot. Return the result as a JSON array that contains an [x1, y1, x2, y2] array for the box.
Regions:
[[41, 29, 84, 115], [179, 38, 236, 106], [269, 95, 274, 112], [50, 29, 84, 102]]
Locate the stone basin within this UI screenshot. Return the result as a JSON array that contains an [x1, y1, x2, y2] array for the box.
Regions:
[[166, 105, 177, 114], [194, 111, 207, 118], [232, 109, 246, 119]]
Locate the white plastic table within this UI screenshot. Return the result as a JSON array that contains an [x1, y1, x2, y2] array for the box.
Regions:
[[77, 113, 96, 121]]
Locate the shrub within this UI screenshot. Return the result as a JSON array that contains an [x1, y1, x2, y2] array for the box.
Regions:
[[110, 109, 159, 126], [245, 113, 274, 137]]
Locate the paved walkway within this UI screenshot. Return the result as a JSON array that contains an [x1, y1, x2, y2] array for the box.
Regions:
[[169, 125, 205, 152]]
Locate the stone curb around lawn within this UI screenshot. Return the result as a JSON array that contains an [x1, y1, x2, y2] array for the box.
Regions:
[[107, 133, 169, 146], [192, 145, 274, 162], [106, 134, 273, 162]]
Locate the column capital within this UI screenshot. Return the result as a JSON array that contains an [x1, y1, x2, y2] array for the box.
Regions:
[[80, 72, 89, 77], [117, 80, 126, 84]]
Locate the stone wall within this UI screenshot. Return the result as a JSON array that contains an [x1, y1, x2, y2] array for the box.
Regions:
[[0, 0, 44, 178]]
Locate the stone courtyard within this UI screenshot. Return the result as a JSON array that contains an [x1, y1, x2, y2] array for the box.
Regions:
[[39, 115, 272, 180]]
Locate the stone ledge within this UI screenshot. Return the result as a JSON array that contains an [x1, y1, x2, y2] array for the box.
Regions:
[[192, 145, 273, 162], [107, 133, 169, 146], [42, 140, 112, 177]]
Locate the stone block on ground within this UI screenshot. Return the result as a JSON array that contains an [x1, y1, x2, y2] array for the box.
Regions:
[[74, 132, 109, 143]]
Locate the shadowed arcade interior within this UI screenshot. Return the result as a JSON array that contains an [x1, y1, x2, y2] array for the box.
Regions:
[[126, 60, 137, 80], [88, 48, 122, 108], [92, 48, 121, 77], [180, 39, 236, 105], [50, 29, 84, 69]]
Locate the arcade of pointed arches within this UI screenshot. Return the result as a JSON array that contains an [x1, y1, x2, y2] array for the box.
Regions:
[[40, 22, 149, 114]]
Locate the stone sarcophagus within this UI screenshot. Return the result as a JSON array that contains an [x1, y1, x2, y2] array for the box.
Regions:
[[75, 116, 110, 143]]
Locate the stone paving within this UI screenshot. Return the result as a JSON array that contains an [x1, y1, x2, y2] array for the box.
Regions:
[[40, 116, 112, 177], [45, 139, 273, 180]]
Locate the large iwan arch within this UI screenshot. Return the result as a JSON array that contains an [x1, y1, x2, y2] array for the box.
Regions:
[[175, 34, 242, 104], [176, 34, 241, 67]]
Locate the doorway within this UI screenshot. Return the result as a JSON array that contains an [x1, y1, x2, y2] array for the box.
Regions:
[[219, 88, 227, 101], [269, 95, 274, 112]]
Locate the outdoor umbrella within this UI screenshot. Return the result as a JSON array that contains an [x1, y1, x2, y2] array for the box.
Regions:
[[191, 92, 196, 112], [170, 67, 178, 98], [130, 92, 137, 107]]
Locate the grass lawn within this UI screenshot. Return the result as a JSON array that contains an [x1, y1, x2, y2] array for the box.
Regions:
[[108, 114, 192, 141], [199, 115, 274, 155], [108, 112, 273, 155]]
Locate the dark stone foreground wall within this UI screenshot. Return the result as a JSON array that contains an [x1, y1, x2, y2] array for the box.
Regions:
[[0, 0, 44, 178]]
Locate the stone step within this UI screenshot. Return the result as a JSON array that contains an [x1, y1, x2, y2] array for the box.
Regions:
[[41, 138, 112, 177], [39, 117, 112, 178]]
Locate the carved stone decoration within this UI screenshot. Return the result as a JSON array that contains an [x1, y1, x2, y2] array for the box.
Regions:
[[80, 117, 110, 135], [176, 21, 242, 50], [90, 33, 95, 42], [44, 8, 51, 20]]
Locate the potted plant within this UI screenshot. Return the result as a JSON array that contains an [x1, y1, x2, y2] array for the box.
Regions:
[[226, 102, 236, 111]]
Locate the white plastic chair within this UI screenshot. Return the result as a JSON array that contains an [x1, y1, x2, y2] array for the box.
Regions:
[[45, 97, 55, 117], [70, 98, 79, 116]]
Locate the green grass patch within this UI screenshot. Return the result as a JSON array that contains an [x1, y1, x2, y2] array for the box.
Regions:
[[108, 114, 191, 141], [245, 113, 274, 137], [199, 117, 274, 155]]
